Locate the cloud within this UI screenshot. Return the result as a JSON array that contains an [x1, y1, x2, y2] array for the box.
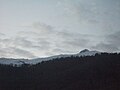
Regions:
[[0, 36, 43, 58], [63, 38, 89, 48], [32, 22, 53, 33], [0, 37, 36, 58], [107, 31, 120, 47], [17, 31, 40, 38], [0, 22, 95, 58], [92, 31, 120, 52], [0, 38, 12, 48], [58, 0, 100, 23], [0, 37, 41, 50], [37, 38, 51, 50], [32, 23, 91, 54], [58, 0, 120, 34], [92, 43, 119, 52], [0, 33, 5, 36], [49, 31, 91, 54], [0, 33, 6, 39], [22, 22, 55, 36], [9, 47, 36, 58], [0, 47, 36, 58], [0, 49, 8, 57], [58, 31, 90, 45], [13, 37, 42, 49], [20, 22, 91, 56], [21, 22, 58, 40]]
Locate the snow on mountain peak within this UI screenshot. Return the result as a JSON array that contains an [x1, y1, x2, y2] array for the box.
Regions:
[[79, 49, 90, 53], [0, 49, 101, 65], [77, 49, 100, 56]]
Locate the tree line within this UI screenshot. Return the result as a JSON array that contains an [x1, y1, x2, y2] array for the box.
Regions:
[[0, 53, 120, 90]]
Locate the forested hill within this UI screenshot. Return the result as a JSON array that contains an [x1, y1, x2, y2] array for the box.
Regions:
[[0, 53, 120, 90]]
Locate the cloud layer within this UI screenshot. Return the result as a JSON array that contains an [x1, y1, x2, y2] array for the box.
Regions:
[[0, 22, 92, 58], [0, 0, 120, 58], [92, 31, 120, 52], [0, 20, 120, 58]]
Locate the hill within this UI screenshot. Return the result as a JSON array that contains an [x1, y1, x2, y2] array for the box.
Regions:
[[0, 49, 100, 65], [0, 53, 120, 90]]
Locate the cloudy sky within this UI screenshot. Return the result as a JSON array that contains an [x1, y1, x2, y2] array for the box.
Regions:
[[0, 0, 120, 58]]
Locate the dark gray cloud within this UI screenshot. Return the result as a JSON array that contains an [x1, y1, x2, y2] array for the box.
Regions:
[[92, 31, 120, 52]]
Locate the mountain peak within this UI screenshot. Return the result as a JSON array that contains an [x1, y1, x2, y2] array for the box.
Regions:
[[77, 49, 100, 57], [79, 49, 90, 53]]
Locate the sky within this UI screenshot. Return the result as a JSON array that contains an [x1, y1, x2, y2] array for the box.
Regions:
[[0, 0, 120, 58]]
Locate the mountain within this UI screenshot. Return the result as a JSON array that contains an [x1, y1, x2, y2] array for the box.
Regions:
[[0, 49, 101, 65], [0, 53, 120, 90], [77, 49, 100, 56]]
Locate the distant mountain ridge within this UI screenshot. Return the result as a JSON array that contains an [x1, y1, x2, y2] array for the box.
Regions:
[[0, 49, 101, 65], [0, 52, 120, 90]]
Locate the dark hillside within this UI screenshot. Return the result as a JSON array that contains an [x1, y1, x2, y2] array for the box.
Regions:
[[0, 53, 120, 90]]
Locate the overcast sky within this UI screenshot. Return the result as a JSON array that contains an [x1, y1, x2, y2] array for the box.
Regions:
[[0, 0, 120, 58]]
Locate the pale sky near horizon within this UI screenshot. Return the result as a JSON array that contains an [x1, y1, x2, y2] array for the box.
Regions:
[[0, 0, 120, 58]]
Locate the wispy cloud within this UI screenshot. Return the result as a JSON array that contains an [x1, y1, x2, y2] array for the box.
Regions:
[[92, 31, 120, 52], [0, 33, 5, 36], [17, 22, 92, 56], [0, 47, 36, 58], [0, 0, 120, 58], [0, 36, 39, 58]]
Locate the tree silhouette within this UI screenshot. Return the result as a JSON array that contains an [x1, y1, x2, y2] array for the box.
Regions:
[[0, 53, 120, 90]]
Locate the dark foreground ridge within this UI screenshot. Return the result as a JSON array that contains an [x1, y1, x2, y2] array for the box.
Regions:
[[0, 53, 120, 90]]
